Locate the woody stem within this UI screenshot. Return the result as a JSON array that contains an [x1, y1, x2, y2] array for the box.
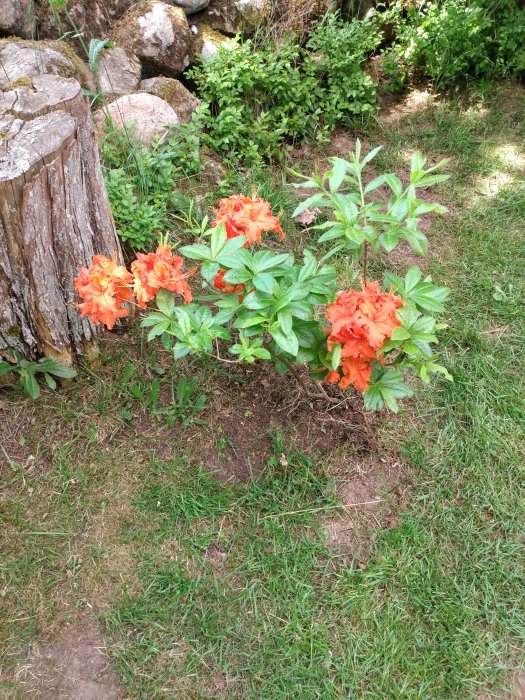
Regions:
[[363, 242, 369, 286], [274, 352, 340, 405]]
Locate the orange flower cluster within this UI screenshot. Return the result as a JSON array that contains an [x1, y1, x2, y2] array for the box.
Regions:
[[212, 194, 284, 246], [75, 255, 133, 330], [325, 281, 403, 392], [74, 244, 192, 330], [131, 243, 192, 308], [212, 268, 245, 302]]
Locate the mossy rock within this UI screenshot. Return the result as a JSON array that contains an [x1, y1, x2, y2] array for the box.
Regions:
[[140, 76, 200, 122], [0, 39, 95, 92]]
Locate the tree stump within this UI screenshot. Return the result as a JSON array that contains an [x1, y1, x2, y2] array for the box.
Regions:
[[0, 74, 123, 365]]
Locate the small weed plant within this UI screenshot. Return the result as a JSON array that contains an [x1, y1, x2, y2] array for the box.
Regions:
[[100, 124, 201, 250], [0, 352, 77, 399], [189, 15, 380, 162], [76, 142, 451, 413]]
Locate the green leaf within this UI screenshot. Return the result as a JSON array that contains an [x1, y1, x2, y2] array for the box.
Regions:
[[404, 266, 422, 292], [277, 312, 293, 336], [379, 231, 399, 252], [253, 347, 271, 360], [179, 243, 212, 261], [410, 151, 426, 176], [44, 373, 57, 390], [201, 261, 220, 283], [403, 227, 428, 255], [292, 193, 328, 218], [217, 248, 252, 269], [210, 223, 227, 258], [252, 272, 275, 294], [362, 145, 382, 166], [329, 158, 347, 193], [407, 281, 449, 312], [330, 343, 341, 370], [415, 174, 449, 188], [221, 236, 248, 254], [155, 288, 175, 316], [253, 252, 292, 272], [391, 326, 411, 341], [234, 314, 267, 329], [413, 202, 448, 216], [363, 368, 414, 413], [223, 268, 252, 284], [364, 173, 387, 194], [385, 173, 403, 197], [271, 328, 299, 356], [318, 225, 346, 243], [22, 371, 40, 399]]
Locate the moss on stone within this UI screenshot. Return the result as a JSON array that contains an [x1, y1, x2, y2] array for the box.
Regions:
[[6, 76, 33, 89]]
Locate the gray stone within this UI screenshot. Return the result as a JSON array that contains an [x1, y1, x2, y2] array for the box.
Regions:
[[94, 93, 180, 145], [0, 0, 34, 38], [191, 21, 235, 62], [0, 39, 95, 92], [204, 0, 266, 35], [112, 1, 192, 77], [98, 47, 142, 99], [172, 0, 210, 15], [140, 77, 200, 122]]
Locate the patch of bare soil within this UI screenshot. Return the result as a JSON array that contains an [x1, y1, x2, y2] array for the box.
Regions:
[[203, 362, 376, 482], [323, 455, 410, 563], [16, 619, 122, 700], [381, 85, 440, 127]]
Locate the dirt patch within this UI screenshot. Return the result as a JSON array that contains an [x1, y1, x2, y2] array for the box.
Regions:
[[16, 619, 122, 700], [323, 455, 409, 562], [204, 363, 374, 482], [381, 85, 440, 127]]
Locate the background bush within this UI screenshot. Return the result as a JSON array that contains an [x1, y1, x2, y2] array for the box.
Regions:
[[189, 15, 381, 162], [381, 0, 525, 89]]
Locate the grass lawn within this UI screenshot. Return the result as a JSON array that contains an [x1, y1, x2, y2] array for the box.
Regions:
[[1, 83, 525, 699]]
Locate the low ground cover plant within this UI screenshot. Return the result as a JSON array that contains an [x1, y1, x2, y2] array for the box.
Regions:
[[75, 143, 450, 413]]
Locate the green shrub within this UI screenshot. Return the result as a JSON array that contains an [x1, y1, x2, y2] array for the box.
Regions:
[[188, 14, 381, 162], [380, 0, 525, 89], [100, 122, 202, 250]]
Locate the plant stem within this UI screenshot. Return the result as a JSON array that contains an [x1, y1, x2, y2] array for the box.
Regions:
[[274, 352, 341, 405], [363, 242, 369, 285]]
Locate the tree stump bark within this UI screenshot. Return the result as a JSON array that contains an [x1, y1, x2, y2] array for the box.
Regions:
[[0, 74, 123, 365]]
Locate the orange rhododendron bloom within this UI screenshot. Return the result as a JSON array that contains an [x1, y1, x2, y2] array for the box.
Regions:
[[131, 243, 193, 308], [74, 255, 133, 330], [212, 194, 284, 246], [325, 281, 403, 391], [213, 268, 245, 302]]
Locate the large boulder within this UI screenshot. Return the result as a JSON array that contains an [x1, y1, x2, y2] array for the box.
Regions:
[[140, 77, 200, 122], [111, 2, 192, 76], [0, 0, 35, 38], [94, 93, 180, 144], [98, 47, 142, 99], [202, 0, 342, 37], [203, 0, 266, 35], [35, 0, 137, 41], [0, 40, 95, 92], [172, 0, 210, 14], [191, 21, 234, 62]]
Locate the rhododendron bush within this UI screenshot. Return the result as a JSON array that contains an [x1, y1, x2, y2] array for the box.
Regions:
[[75, 143, 451, 412]]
